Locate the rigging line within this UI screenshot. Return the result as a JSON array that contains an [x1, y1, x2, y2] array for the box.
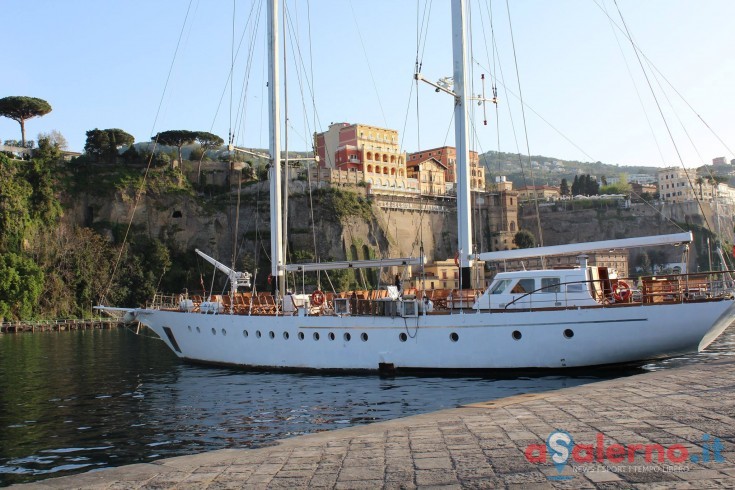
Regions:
[[230, 0, 236, 143], [347, 0, 387, 126], [592, 0, 735, 160], [307, 0, 317, 136], [208, 0, 261, 134], [474, 57, 596, 163], [648, 60, 709, 171], [483, 0, 504, 193], [234, 2, 265, 146], [600, 0, 666, 166], [281, 3, 325, 147], [100, 0, 195, 305], [505, 0, 543, 247], [612, 0, 712, 234], [283, 6, 317, 147]]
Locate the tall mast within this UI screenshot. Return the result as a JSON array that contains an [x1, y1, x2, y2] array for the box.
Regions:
[[451, 0, 474, 289], [268, 0, 284, 292]]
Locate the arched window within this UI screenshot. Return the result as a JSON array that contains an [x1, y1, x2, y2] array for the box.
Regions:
[[383, 166, 389, 175], [383, 154, 388, 163], [391, 168, 396, 175], [367, 164, 373, 173], [390, 155, 396, 163], [399, 169, 404, 177], [374, 153, 381, 162], [509, 221, 516, 232]]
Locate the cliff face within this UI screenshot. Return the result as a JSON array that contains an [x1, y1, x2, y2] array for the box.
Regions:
[[65, 186, 733, 279]]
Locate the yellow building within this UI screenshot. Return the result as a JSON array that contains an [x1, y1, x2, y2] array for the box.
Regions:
[[517, 185, 561, 202], [314, 123, 410, 196], [407, 146, 486, 191], [406, 259, 486, 290], [406, 157, 447, 196], [657, 167, 713, 203]]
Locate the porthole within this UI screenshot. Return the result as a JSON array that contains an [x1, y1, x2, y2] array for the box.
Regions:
[[221, 328, 227, 336], [399, 332, 407, 342], [196, 326, 201, 333], [298, 332, 305, 340], [564, 329, 574, 339], [449, 332, 459, 342], [256, 330, 262, 338], [211, 328, 216, 335], [243, 330, 249, 337], [512, 330, 522, 341], [361, 333, 368, 342], [269, 331, 275, 339], [344, 332, 351, 341], [188, 325, 192, 332], [328, 332, 335, 341], [283, 332, 290, 340], [313, 332, 320, 341]]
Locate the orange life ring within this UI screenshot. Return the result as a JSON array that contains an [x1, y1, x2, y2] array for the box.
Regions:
[[311, 289, 325, 307], [613, 280, 631, 302]]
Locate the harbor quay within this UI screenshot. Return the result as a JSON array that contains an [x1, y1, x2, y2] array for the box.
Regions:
[[14, 360, 735, 489]]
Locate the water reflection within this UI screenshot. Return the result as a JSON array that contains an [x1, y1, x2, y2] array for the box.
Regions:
[[0, 325, 732, 486]]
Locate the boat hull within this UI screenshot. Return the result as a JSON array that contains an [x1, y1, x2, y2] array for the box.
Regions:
[[124, 299, 735, 371]]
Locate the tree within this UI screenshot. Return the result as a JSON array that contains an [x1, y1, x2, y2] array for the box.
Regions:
[[153, 130, 197, 168], [84, 128, 135, 163], [37, 130, 67, 151], [0, 96, 52, 147], [571, 175, 580, 196], [635, 251, 651, 275], [0, 252, 44, 320], [560, 178, 569, 197], [513, 230, 536, 249], [695, 176, 704, 199], [194, 131, 224, 184]]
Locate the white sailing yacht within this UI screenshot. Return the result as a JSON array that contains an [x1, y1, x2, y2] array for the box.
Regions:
[[100, 0, 735, 371]]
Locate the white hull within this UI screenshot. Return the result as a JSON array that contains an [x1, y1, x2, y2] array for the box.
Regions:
[[132, 300, 735, 371]]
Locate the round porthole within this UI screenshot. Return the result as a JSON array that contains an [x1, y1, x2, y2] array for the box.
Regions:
[[221, 328, 227, 336], [328, 332, 335, 341], [196, 326, 201, 333], [269, 331, 275, 339], [313, 332, 320, 341], [211, 328, 216, 335], [450, 332, 459, 342], [243, 330, 248, 337], [256, 330, 262, 338], [564, 329, 574, 339], [298, 332, 304, 340], [283, 332, 289, 340], [399, 332, 407, 342], [512, 330, 522, 341], [188, 325, 192, 332], [361, 333, 368, 342], [344, 332, 351, 341]]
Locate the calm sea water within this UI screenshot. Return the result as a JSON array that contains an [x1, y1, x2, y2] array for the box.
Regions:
[[0, 325, 733, 486]]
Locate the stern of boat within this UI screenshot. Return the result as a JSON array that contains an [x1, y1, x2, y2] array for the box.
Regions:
[[699, 298, 735, 351]]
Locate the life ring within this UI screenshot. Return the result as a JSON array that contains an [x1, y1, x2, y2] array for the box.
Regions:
[[613, 280, 631, 302], [311, 289, 325, 307]]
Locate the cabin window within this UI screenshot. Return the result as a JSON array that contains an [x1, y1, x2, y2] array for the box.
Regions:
[[541, 277, 561, 293], [490, 279, 511, 294], [511, 279, 535, 294]]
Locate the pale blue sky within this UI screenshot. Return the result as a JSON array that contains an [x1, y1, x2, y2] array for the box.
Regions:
[[2, 0, 733, 168]]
